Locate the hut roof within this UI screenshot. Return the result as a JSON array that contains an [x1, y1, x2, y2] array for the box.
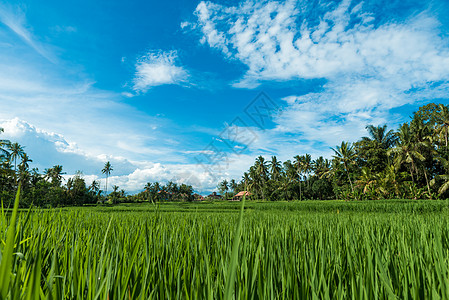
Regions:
[[235, 191, 251, 197]]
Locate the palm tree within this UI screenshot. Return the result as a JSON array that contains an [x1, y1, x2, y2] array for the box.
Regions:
[[269, 156, 282, 181], [313, 156, 332, 179], [302, 154, 312, 187], [89, 180, 100, 196], [0, 128, 10, 160], [113, 185, 119, 193], [242, 172, 251, 191], [431, 156, 449, 195], [219, 179, 229, 199], [19, 153, 32, 173], [229, 179, 238, 194], [293, 155, 303, 201], [255, 156, 268, 200], [249, 167, 260, 198], [355, 167, 376, 195], [8, 142, 24, 185], [44, 165, 65, 186], [102, 161, 113, 196], [410, 117, 433, 194], [362, 125, 397, 149], [332, 141, 357, 193], [388, 123, 425, 184], [282, 160, 297, 200], [435, 104, 449, 150]]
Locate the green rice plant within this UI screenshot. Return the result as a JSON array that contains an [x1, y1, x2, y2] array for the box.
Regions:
[[1, 198, 449, 298]]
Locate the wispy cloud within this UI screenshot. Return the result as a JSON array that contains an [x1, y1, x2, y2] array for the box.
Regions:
[[133, 50, 188, 92], [0, 2, 56, 62]]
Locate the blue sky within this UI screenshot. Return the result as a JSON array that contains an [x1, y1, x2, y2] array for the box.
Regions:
[[0, 0, 449, 194]]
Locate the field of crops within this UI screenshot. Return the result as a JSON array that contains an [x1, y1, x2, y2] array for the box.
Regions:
[[1, 197, 449, 299]]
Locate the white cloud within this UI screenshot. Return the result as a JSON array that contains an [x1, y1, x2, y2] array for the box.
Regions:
[[0, 118, 241, 193], [190, 0, 449, 151], [193, 0, 449, 87], [133, 50, 188, 92]]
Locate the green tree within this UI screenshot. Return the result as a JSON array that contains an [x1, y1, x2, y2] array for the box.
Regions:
[[254, 156, 269, 200], [435, 104, 449, 150], [229, 179, 238, 194], [44, 165, 65, 187], [362, 125, 397, 149], [389, 123, 425, 184], [8, 142, 24, 185], [302, 154, 312, 187], [269, 156, 282, 181], [102, 161, 113, 196], [218, 179, 229, 200], [89, 180, 100, 196], [332, 141, 357, 193], [293, 155, 304, 201], [0, 128, 10, 160]]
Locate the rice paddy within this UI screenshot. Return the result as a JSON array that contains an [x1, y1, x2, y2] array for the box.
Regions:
[[1, 195, 449, 299]]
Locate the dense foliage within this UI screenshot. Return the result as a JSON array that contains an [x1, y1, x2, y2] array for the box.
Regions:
[[2, 198, 449, 298], [0, 131, 104, 206], [0, 130, 196, 206], [2, 103, 449, 206], [219, 103, 449, 200]]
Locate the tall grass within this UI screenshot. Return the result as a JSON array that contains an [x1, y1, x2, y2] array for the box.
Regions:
[[0, 198, 449, 298]]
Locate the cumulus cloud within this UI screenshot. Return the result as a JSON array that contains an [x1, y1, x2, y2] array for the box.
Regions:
[[0, 118, 136, 175], [189, 0, 449, 149], [0, 118, 249, 193], [133, 50, 188, 92], [193, 0, 449, 86]]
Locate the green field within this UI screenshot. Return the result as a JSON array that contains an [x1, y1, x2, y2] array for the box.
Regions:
[[2, 199, 449, 299]]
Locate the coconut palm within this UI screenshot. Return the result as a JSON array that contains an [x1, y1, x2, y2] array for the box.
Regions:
[[0, 128, 10, 160], [435, 104, 449, 150], [102, 161, 113, 196], [355, 167, 377, 195], [269, 156, 282, 181], [388, 123, 425, 185], [52, 165, 65, 186], [362, 125, 397, 149], [8, 142, 24, 185], [282, 160, 296, 199], [293, 155, 304, 201], [302, 154, 312, 187], [218, 179, 229, 199], [313, 156, 332, 179], [254, 156, 269, 200], [89, 180, 100, 196], [332, 141, 357, 193], [410, 117, 433, 194], [19, 153, 32, 170], [242, 172, 251, 191], [229, 179, 238, 194]]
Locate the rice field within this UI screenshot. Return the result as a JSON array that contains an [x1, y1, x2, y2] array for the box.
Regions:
[[1, 195, 449, 299]]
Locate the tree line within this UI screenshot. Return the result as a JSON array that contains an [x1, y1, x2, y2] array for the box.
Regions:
[[0, 133, 124, 207], [218, 103, 449, 200], [3, 102, 449, 205], [131, 181, 196, 202]]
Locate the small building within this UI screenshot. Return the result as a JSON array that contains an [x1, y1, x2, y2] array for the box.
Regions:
[[206, 192, 222, 200], [232, 191, 252, 201]]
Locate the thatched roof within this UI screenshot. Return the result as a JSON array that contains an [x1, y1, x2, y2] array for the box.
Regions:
[[234, 191, 251, 197]]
